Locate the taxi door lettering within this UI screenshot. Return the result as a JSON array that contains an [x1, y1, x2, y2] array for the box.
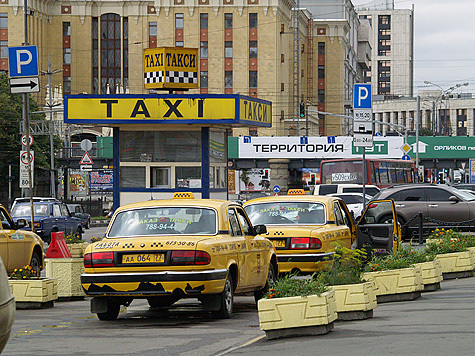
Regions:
[[130, 100, 151, 117]]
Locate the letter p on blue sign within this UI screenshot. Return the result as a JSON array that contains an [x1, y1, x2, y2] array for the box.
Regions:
[[354, 84, 372, 109], [8, 46, 39, 77]]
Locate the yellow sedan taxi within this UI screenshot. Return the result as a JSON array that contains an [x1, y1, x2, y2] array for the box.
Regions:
[[81, 192, 277, 321], [0, 204, 44, 276], [243, 190, 400, 274]]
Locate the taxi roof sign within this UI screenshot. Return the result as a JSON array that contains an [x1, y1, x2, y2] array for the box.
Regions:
[[173, 192, 195, 199], [144, 47, 198, 90], [287, 189, 306, 195]]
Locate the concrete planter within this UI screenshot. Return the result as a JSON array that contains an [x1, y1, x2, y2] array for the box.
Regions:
[[330, 281, 377, 320], [45, 258, 85, 299], [9, 278, 57, 309], [436, 250, 475, 279], [66, 243, 89, 258], [362, 266, 423, 303], [257, 290, 337, 339], [414, 260, 443, 291]]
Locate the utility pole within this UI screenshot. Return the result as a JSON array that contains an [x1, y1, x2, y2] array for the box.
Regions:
[[416, 95, 420, 180], [41, 56, 62, 198], [292, 0, 300, 135]]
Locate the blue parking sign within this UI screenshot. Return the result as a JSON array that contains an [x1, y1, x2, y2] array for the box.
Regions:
[[8, 46, 39, 77], [354, 84, 372, 109]]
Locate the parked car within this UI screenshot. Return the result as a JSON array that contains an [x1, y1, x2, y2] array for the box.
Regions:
[[328, 192, 373, 220], [311, 184, 380, 197], [11, 201, 83, 243], [81, 192, 277, 321], [0, 257, 15, 353], [10, 197, 60, 211], [243, 189, 400, 274], [370, 183, 475, 240], [0, 204, 44, 275], [67, 204, 91, 229]]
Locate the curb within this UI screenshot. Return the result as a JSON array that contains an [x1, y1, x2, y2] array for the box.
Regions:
[[90, 220, 110, 227]]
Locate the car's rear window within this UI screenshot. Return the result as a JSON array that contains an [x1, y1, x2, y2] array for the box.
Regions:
[[244, 202, 326, 225], [107, 207, 217, 237], [11, 204, 50, 217]]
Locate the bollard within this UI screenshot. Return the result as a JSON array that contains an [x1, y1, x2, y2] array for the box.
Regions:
[[418, 212, 424, 245]]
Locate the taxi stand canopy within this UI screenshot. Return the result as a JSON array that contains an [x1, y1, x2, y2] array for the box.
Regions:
[[64, 93, 272, 210]]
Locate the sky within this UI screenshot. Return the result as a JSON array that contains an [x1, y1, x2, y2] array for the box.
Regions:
[[352, 0, 475, 96]]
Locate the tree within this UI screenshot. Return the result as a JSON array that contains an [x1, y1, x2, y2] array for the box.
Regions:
[[0, 72, 62, 200], [418, 127, 434, 136]]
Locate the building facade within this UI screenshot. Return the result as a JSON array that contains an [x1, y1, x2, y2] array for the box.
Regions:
[[356, 0, 414, 98]]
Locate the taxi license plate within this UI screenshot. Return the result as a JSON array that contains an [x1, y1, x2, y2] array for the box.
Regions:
[[272, 240, 286, 248], [122, 254, 165, 264]]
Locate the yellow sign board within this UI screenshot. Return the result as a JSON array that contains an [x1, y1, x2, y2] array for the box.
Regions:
[[144, 47, 198, 90], [65, 94, 272, 127]]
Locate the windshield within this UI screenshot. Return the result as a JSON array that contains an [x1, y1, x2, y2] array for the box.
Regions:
[[11, 204, 50, 217], [107, 207, 217, 237], [244, 202, 326, 225]]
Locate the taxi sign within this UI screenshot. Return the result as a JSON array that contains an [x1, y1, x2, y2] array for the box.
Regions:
[[173, 192, 195, 199], [144, 47, 198, 90], [287, 189, 305, 195]]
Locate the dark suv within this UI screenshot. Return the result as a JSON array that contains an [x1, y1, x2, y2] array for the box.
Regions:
[[370, 183, 475, 239]]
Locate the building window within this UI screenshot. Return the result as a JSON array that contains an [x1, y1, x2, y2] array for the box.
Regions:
[[250, 41, 257, 58], [63, 21, 70, 36], [379, 15, 390, 26], [149, 22, 157, 36], [175, 13, 184, 29], [200, 41, 208, 59], [225, 41, 233, 58], [0, 41, 7, 58], [281, 54, 284, 63], [0, 13, 7, 30], [249, 71, 257, 88], [318, 65, 325, 79], [225, 13, 233, 29], [63, 76, 71, 95], [175, 41, 184, 47], [151, 167, 171, 188], [225, 71, 233, 88], [200, 13, 208, 29], [200, 71, 208, 88], [318, 42, 325, 55], [123, 17, 129, 90], [249, 13, 257, 28], [95, 14, 127, 95], [121, 167, 146, 188], [318, 89, 325, 103], [281, 83, 284, 91], [63, 48, 71, 65]]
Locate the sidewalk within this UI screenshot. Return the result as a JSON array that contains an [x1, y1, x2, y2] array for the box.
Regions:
[[90, 219, 109, 227]]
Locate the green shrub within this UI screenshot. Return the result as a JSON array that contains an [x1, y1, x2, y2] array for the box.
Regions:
[[265, 273, 328, 299]]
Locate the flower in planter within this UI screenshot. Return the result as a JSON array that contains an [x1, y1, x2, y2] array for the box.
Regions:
[[9, 265, 39, 280], [89, 236, 102, 243], [265, 273, 328, 299], [363, 246, 414, 273], [396, 243, 436, 264], [425, 229, 469, 255], [316, 244, 367, 286], [65, 233, 85, 244]]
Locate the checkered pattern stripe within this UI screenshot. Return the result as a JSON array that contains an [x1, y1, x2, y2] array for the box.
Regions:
[[144, 71, 197, 84]]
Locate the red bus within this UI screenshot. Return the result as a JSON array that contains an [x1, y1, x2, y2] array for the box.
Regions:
[[320, 158, 416, 188]]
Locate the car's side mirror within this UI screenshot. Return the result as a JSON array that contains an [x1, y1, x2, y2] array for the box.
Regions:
[[16, 218, 28, 229], [254, 224, 267, 235], [449, 195, 459, 203]]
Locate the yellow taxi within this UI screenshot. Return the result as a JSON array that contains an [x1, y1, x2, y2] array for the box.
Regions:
[[243, 189, 400, 274], [0, 204, 44, 276], [81, 192, 277, 321]]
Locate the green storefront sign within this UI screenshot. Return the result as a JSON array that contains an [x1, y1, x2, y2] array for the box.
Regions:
[[407, 137, 475, 159]]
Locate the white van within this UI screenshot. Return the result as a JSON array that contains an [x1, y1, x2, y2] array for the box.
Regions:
[[311, 184, 380, 197]]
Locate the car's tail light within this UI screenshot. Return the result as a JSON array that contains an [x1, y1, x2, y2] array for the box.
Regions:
[[84, 253, 92, 268], [33, 222, 41, 228], [291, 237, 322, 249], [85, 252, 114, 267], [368, 203, 378, 209], [171, 250, 211, 265]]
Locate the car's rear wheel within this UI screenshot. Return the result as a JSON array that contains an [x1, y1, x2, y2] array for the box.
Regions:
[[254, 262, 277, 303], [212, 274, 234, 319], [30, 251, 41, 277], [97, 300, 120, 321], [85, 219, 90, 229], [147, 296, 179, 308]]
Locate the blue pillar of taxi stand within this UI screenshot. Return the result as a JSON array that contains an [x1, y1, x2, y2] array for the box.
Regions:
[[201, 127, 210, 199], [112, 127, 120, 211]]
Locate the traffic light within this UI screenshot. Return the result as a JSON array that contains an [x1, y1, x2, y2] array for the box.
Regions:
[[299, 102, 305, 118]]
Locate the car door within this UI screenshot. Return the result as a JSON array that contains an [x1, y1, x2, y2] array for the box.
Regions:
[[0, 207, 29, 270], [356, 200, 400, 255], [391, 188, 428, 229], [425, 187, 470, 224], [227, 209, 250, 289], [0, 208, 10, 267], [60, 203, 76, 235], [235, 207, 265, 288], [52, 203, 66, 234]]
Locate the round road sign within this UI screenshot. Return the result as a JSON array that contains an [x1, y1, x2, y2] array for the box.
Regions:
[[21, 134, 34, 146], [273, 185, 281, 193], [80, 139, 93, 152], [20, 151, 34, 165]]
